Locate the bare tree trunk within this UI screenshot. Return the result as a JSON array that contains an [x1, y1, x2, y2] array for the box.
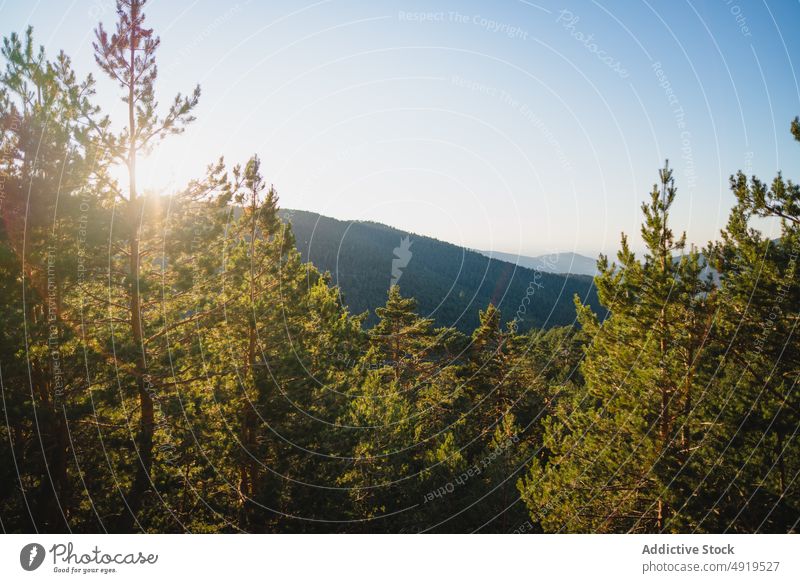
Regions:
[[120, 28, 153, 532], [656, 216, 670, 533], [48, 412, 70, 531], [239, 186, 259, 529]]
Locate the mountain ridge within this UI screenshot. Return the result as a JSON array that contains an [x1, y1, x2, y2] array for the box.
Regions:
[[280, 209, 605, 332], [475, 249, 599, 276]]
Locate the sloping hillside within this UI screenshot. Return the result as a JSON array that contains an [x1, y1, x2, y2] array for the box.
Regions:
[[281, 209, 605, 332]]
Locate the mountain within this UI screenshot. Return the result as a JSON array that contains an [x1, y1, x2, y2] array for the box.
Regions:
[[280, 209, 604, 332], [476, 248, 719, 284], [476, 249, 599, 276]]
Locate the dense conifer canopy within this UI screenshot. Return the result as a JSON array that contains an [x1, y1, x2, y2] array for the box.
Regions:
[[0, 1, 797, 533]]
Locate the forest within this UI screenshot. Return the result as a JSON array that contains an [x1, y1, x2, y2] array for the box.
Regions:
[[0, 0, 798, 533], [280, 208, 605, 332]]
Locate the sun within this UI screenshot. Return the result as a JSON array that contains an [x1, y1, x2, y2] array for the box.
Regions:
[[107, 148, 183, 196]]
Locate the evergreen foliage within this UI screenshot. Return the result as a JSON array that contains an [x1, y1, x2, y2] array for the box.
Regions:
[[0, 11, 798, 533]]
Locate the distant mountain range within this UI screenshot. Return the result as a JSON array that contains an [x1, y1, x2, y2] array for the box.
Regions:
[[280, 209, 605, 332], [478, 247, 720, 282], [475, 249, 599, 276]]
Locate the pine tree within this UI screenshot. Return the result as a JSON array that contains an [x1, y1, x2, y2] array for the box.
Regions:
[[457, 305, 534, 532], [519, 163, 715, 533], [696, 118, 800, 532], [92, 0, 201, 530], [340, 286, 464, 531], [0, 28, 106, 531]]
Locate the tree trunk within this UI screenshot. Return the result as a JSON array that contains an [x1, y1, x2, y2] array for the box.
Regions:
[[120, 31, 153, 532], [239, 189, 259, 529]]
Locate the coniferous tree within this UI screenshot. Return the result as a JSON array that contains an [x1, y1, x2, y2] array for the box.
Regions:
[[519, 163, 716, 533], [452, 306, 544, 532], [0, 28, 107, 531], [340, 286, 464, 531], [695, 119, 800, 532], [91, 0, 201, 530]]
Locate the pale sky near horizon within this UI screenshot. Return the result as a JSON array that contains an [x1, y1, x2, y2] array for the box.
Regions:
[[2, 0, 799, 257]]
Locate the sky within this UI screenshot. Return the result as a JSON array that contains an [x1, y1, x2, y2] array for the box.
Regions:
[[1, 0, 799, 257]]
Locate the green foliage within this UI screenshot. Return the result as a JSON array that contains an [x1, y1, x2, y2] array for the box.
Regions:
[[1, 17, 798, 534], [520, 148, 799, 534], [692, 118, 800, 533], [282, 209, 606, 333]]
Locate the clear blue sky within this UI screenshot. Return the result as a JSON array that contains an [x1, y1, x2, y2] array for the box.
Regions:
[[2, 0, 799, 256]]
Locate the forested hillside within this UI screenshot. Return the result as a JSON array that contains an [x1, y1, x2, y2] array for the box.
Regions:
[[282, 209, 604, 332], [1, 1, 798, 534]]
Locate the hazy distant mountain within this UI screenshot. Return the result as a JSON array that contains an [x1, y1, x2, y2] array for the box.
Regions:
[[476, 248, 719, 283], [280, 209, 605, 332], [477, 249, 599, 276]]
